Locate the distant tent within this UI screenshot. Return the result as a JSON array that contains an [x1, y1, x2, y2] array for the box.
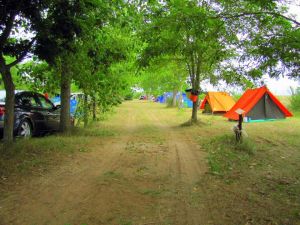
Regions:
[[200, 92, 236, 113], [224, 86, 293, 121]]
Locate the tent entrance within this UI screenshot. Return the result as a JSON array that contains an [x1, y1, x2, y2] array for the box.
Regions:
[[203, 102, 212, 114], [247, 94, 285, 121]]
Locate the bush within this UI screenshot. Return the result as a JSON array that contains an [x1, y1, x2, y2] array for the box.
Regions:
[[290, 87, 300, 112]]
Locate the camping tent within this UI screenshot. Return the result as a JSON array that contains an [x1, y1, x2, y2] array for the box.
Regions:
[[224, 86, 293, 121], [200, 92, 236, 113], [157, 92, 193, 108]]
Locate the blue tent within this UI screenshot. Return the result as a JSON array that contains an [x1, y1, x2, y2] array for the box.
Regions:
[[182, 93, 193, 108], [157, 92, 193, 108]]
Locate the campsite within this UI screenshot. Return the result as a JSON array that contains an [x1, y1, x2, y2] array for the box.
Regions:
[[1, 1, 300, 225], [0, 100, 299, 225]]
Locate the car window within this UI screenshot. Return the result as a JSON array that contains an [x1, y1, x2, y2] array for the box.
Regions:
[[0, 91, 5, 102], [16, 93, 39, 107], [37, 95, 54, 109]]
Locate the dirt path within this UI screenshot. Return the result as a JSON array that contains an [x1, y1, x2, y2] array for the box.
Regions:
[[0, 101, 209, 225]]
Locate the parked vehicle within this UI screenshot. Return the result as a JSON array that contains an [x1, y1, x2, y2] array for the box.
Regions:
[[0, 90, 62, 138]]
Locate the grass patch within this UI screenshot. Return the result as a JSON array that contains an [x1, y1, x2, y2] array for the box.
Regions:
[[140, 187, 171, 197], [118, 219, 133, 225], [141, 189, 162, 197], [202, 134, 256, 177], [0, 135, 91, 177], [102, 170, 123, 179], [75, 129, 116, 137], [72, 126, 116, 137], [98, 170, 124, 184]]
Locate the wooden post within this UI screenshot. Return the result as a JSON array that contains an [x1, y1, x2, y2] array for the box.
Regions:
[[234, 108, 245, 143], [236, 114, 243, 142]]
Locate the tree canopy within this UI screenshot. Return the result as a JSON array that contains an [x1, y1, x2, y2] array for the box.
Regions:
[[0, 0, 299, 143]]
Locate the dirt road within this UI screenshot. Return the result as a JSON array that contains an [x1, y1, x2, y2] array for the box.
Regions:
[[0, 101, 210, 225]]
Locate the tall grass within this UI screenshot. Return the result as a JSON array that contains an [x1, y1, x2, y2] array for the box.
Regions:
[[290, 87, 300, 112]]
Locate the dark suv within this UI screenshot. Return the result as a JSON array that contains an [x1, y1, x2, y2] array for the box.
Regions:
[[0, 91, 61, 138]]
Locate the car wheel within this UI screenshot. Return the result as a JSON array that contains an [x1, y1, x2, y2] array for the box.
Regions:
[[18, 120, 32, 138]]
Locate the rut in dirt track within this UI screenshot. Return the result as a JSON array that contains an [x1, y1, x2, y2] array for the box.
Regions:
[[0, 101, 210, 225]]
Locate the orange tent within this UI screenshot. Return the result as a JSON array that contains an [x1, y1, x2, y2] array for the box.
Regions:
[[200, 92, 236, 113], [224, 86, 293, 121]]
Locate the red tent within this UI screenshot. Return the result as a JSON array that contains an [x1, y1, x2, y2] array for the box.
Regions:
[[224, 86, 292, 121]]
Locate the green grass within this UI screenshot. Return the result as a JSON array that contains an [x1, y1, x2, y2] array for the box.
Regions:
[[202, 134, 256, 177], [140, 189, 163, 197], [0, 135, 90, 176]]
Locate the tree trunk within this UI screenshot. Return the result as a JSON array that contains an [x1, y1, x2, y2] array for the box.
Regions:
[[191, 100, 198, 123], [83, 93, 88, 128], [191, 71, 200, 123], [0, 57, 15, 145], [92, 95, 96, 121], [1, 69, 15, 144], [172, 89, 177, 107], [59, 69, 71, 133]]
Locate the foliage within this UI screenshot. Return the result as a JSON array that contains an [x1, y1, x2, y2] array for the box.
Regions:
[[139, 55, 188, 97], [0, 0, 47, 62], [290, 87, 300, 112], [232, 93, 242, 102], [17, 60, 59, 94]]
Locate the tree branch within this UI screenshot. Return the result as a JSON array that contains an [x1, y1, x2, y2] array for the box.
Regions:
[[215, 11, 300, 26], [0, 13, 16, 49]]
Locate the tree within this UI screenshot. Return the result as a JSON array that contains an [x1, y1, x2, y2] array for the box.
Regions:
[[71, 2, 137, 126], [140, 0, 300, 123], [139, 55, 188, 107], [35, 0, 97, 133], [140, 1, 231, 122], [0, 0, 47, 143]]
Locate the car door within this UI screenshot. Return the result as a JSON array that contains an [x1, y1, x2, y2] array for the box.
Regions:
[[36, 94, 60, 131], [15, 92, 47, 132]]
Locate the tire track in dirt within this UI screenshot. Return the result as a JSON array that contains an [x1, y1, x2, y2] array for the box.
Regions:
[[146, 108, 212, 225]]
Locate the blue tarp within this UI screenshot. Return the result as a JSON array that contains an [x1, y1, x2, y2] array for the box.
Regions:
[[51, 96, 78, 115], [157, 92, 193, 108]]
